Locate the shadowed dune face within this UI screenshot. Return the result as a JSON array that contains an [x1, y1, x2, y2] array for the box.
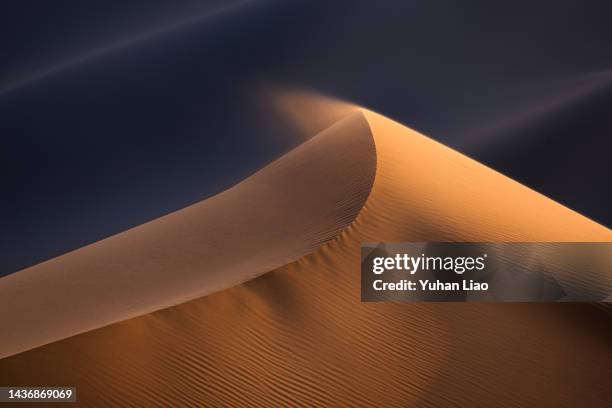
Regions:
[[0, 112, 376, 359], [1, 111, 611, 406]]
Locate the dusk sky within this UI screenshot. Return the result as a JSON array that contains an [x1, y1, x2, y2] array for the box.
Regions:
[[2, 0, 611, 275]]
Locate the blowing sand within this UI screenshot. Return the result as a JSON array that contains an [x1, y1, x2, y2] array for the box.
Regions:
[[0, 110, 610, 407]]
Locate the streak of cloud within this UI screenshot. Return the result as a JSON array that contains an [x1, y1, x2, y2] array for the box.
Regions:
[[460, 69, 612, 151], [0, 0, 257, 95]]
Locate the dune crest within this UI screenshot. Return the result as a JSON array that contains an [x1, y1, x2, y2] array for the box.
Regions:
[[1, 109, 610, 406], [0, 112, 376, 359]]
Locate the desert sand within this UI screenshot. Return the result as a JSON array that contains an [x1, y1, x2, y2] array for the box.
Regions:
[[0, 109, 610, 406], [0, 114, 376, 359]]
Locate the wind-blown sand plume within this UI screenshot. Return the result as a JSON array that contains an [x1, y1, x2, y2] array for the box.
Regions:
[[1, 109, 611, 406], [260, 86, 360, 138], [0, 113, 376, 359]]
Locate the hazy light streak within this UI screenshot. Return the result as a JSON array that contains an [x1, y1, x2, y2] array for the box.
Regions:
[[0, 0, 256, 95]]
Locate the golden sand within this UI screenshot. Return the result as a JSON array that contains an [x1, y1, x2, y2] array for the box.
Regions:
[[1, 110, 610, 406]]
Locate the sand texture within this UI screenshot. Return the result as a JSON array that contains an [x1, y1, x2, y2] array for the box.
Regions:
[[0, 110, 610, 407], [0, 113, 376, 359]]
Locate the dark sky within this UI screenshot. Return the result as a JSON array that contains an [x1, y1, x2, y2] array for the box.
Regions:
[[1, 0, 611, 276]]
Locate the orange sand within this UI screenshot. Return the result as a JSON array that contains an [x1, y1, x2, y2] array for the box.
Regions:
[[0, 114, 376, 359], [0, 110, 610, 407]]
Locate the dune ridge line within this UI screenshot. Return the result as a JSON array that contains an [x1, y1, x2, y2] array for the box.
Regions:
[[0, 112, 377, 359], [1, 108, 611, 407]]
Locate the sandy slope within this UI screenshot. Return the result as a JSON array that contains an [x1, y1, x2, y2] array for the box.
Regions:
[[1, 110, 610, 407], [0, 113, 376, 359]]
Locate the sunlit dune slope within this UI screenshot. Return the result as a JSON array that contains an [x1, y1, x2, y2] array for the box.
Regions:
[[1, 110, 610, 407], [0, 113, 376, 359]]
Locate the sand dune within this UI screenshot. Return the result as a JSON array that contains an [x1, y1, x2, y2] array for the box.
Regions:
[[465, 73, 612, 226], [1, 110, 610, 406], [0, 113, 376, 359]]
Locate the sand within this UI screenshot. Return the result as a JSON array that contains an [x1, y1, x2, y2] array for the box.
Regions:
[[0, 110, 610, 407], [0, 113, 376, 359]]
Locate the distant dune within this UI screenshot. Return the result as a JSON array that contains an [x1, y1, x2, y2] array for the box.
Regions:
[[1, 110, 610, 406]]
